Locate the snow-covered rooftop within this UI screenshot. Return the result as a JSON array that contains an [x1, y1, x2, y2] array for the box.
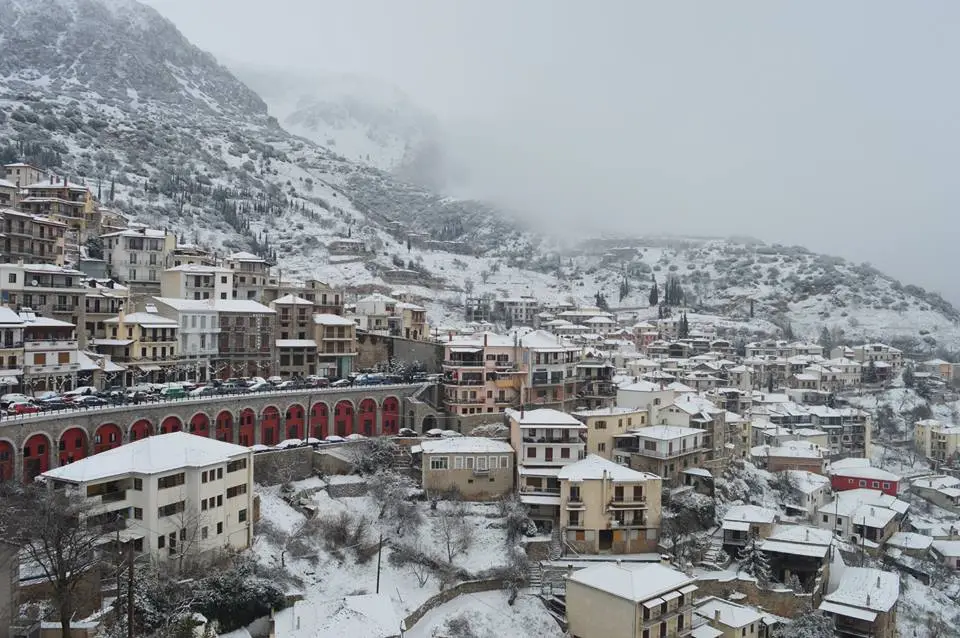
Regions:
[[567, 562, 696, 603], [418, 437, 513, 455], [622, 425, 702, 440], [276, 339, 317, 348], [695, 597, 763, 629], [822, 566, 899, 614], [828, 465, 900, 482], [273, 294, 314, 305], [273, 594, 399, 638], [42, 432, 250, 483], [505, 408, 584, 427], [227, 251, 265, 262], [886, 532, 933, 551], [215, 299, 275, 314], [557, 454, 659, 482], [313, 313, 355, 326], [723, 504, 778, 524], [104, 312, 178, 327], [571, 406, 645, 418]]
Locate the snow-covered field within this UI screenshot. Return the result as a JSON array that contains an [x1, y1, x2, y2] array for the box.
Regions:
[[404, 591, 564, 638]]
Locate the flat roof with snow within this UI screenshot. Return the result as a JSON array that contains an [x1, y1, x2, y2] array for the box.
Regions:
[[506, 408, 585, 427], [418, 437, 513, 455], [822, 567, 899, 614], [42, 432, 250, 483], [695, 597, 763, 629], [313, 313, 355, 326]]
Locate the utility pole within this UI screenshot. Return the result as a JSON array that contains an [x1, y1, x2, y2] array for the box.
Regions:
[[375, 530, 383, 594], [127, 544, 134, 638]]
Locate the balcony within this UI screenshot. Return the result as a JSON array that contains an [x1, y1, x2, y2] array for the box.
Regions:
[[101, 490, 127, 504], [608, 496, 648, 509], [443, 378, 484, 386], [24, 339, 78, 350], [523, 436, 585, 445], [520, 485, 560, 496], [473, 468, 490, 476], [443, 359, 484, 369], [615, 445, 704, 460], [566, 497, 586, 510]]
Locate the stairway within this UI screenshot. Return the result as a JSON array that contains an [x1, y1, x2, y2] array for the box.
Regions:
[[548, 526, 564, 561], [527, 562, 544, 591]]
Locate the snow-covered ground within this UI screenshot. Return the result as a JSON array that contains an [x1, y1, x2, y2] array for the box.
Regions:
[[404, 591, 564, 638]]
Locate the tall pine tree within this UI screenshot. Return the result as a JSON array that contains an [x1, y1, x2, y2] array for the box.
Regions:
[[736, 535, 772, 586], [648, 274, 659, 307]]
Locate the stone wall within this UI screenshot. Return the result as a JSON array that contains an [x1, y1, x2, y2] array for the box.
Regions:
[[401, 578, 507, 631], [693, 574, 816, 618], [252, 447, 316, 485], [355, 333, 443, 373]]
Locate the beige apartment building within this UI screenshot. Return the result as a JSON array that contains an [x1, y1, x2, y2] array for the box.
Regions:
[[915, 418, 960, 463], [312, 313, 357, 379], [558, 455, 662, 554], [415, 437, 514, 500], [102, 227, 176, 293], [566, 562, 698, 638], [0, 208, 66, 265], [572, 406, 649, 459], [614, 425, 707, 486], [443, 332, 525, 419], [102, 304, 181, 383]]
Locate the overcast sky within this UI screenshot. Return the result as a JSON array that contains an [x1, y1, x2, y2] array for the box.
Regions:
[[146, 0, 960, 302]]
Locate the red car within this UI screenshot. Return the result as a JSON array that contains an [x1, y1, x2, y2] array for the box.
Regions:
[[8, 401, 40, 415]]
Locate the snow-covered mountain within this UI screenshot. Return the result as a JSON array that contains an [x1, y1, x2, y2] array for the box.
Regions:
[[1, 0, 958, 354], [235, 67, 441, 176]]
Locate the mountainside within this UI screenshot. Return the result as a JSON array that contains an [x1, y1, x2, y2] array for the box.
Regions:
[[235, 67, 441, 176], [0, 0, 525, 255], [0, 0, 958, 354]]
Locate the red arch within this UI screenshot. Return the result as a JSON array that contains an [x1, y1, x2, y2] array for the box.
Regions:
[[285, 404, 305, 440], [238, 408, 256, 447], [0, 440, 13, 482], [358, 398, 377, 437], [310, 403, 329, 440], [215, 411, 234, 443], [130, 419, 153, 441], [58, 427, 88, 466], [94, 423, 123, 454], [161, 416, 183, 434], [23, 433, 51, 483], [382, 396, 400, 435], [334, 400, 355, 437], [261, 406, 280, 446], [189, 413, 210, 438]]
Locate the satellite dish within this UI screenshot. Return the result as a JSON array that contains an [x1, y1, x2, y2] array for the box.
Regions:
[[30, 279, 38, 286]]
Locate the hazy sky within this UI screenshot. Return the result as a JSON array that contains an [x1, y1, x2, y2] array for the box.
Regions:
[[146, 0, 960, 302]]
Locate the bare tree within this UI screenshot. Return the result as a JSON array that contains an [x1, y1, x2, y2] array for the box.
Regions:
[[368, 471, 423, 537], [171, 498, 211, 575], [435, 499, 474, 564], [0, 483, 107, 638]]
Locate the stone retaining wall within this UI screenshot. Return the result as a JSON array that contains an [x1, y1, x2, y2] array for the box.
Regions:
[[401, 578, 507, 631]]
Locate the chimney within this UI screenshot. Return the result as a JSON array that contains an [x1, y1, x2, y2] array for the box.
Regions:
[[616, 559, 622, 567], [866, 593, 871, 607], [484, 333, 488, 347], [714, 609, 721, 623]]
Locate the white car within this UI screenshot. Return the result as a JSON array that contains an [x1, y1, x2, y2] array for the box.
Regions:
[[1, 393, 32, 408], [63, 386, 98, 398], [267, 376, 283, 385]]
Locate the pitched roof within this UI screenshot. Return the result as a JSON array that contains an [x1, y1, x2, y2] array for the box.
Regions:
[[313, 313, 355, 326], [42, 432, 250, 482], [272, 294, 313, 306], [505, 408, 584, 427], [823, 567, 899, 613], [418, 437, 513, 454], [568, 563, 695, 603], [558, 454, 659, 482]]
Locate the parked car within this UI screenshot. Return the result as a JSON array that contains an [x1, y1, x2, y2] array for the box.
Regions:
[[188, 386, 218, 398], [248, 381, 272, 393], [39, 399, 72, 412], [8, 401, 40, 415], [330, 378, 351, 388], [72, 396, 108, 407], [63, 386, 98, 399], [1, 393, 33, 408], [160, 386, 187, 399], [267, 376, 283, 385]]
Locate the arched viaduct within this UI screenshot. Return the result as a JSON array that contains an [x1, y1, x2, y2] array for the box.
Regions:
[[0, 383, 442, 484]]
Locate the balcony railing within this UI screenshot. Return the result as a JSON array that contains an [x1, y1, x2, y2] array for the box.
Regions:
[[520, 486, 560, 495], [101, 490, 127, 503], [443, 360, 484, 368], [614, 446, 705, 459], [608, 496, 648, 509], [523, 437, 585, 445], [443, 378, 484, 386], [473, 468, 490, 476]]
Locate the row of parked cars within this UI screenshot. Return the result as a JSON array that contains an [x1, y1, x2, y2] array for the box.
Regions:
[[0, 375, 342, 415]]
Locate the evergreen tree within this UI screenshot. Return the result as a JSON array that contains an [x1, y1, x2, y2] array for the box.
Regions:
[[736, 535, 772, 586], [678, 312, 690, 339], [773, 611, 834, 638], [864, 360, 878, 384], [767, 372, 775, 393], [902, 363, 916, 389], [406, 236, 411, 251], [783, 321, 795, 341], [594, 291, 610, 312], [749, 299, 755, 318], [648, 275, 659, 307], [818, 326, 833, 353]]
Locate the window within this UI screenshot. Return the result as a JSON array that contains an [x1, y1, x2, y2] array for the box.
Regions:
[[500, 456, 509, 468], [872, 481, 879, 488], [7, 273, 15, 284], [595, 420, 607, 430], [883, 482, 890, 489], [217, 468, 223, 480], [526, 447, 536, 458], [429, 456, 449, 470], [227, 484, 248, 498], [158, 473, 185, 489], [217, 522, 223, 535], [201, 527, 208, 540], [227, 458, 248, 473], [133, 478, 142, 491], [239, 509, 247, 523], [598, 442, 606, 452], [202, 500, 208, 511], [134, 507, 143, 520], [454, 456, 464, 469], [217, 495, 223, 507], [158, 501, 185, 518], [477, 456, 487, 470], [158, 535, 165, 549], [560, 447, 570, 459], [180, 528, 187, 541], [859, 480, 866, 487], [202, 471, 208, 483]]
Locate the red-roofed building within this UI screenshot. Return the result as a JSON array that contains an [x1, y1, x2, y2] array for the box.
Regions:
[[830, 465, 900, 497]]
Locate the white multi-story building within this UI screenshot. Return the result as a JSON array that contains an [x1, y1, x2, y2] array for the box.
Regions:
[[160, 264, 233, 301], [507, 407, 587, 524], [101, 228, 176, 292], [20, 309, 82, 392], [41, 432, 255, 564], [226, 251, 274, 301], [152, 298, 220, 381]]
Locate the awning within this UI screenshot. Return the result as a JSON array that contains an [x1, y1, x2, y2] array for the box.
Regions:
[[819, 601, 877, 623], [661, 591, 681, 603], [642, 597, 665, 609], [136, 364, 162, 372], [679, 584, 698, 595], [519, 494, 560, 506], [450, 347, 482, 353], [0, 376, 18, 385]]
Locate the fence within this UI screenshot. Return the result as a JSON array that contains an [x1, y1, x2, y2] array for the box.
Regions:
[[401, 578, 507, 631]]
